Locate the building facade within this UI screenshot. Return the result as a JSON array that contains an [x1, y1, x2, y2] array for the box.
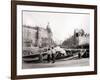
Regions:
[[22, 23, 55, 50], [62, 29, 90, 49]]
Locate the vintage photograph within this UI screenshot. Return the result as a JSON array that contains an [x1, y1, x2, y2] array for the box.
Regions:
[[11, 1, 97, 79], [22, 10, 90, 69]]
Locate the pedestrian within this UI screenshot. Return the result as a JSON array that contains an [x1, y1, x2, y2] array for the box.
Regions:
[[47, 48, 52, 63], [51, 47, 56, 63], [78, 52, 81, 58], [39, 47, 43, 63]]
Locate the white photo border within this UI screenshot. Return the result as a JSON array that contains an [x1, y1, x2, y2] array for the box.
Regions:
[[17, 4, 95, 76]]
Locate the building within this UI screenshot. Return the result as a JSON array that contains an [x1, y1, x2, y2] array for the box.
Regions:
[[22, 23, 55, 49], [62, 29, 90, 49], [74, 29, 90, 49]]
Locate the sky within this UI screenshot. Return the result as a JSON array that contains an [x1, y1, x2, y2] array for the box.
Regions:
[[23, 11, 90, 44]]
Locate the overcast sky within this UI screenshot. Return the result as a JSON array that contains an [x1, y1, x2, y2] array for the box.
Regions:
[[23, 11, 90, 44]]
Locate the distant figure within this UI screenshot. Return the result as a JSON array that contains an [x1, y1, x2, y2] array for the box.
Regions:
[[39, 47, 43, 63], [51, 47, 56, 63], [78, 52, 81, 58], [47, 48, 52, 63]]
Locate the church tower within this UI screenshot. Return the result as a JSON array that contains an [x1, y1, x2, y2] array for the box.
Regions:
[[46, 22, 53, 47]]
